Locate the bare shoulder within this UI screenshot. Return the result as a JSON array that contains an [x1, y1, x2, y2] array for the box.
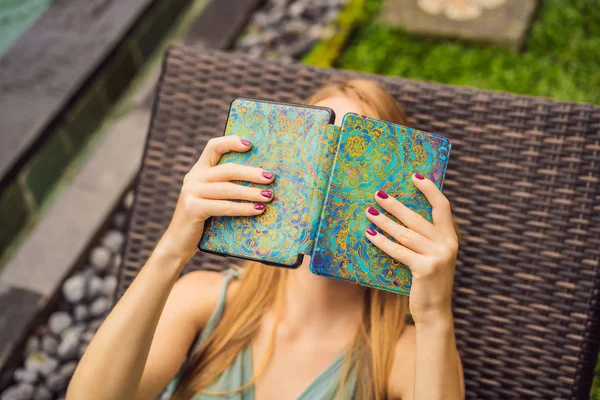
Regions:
[[168, 270, 233, 329]]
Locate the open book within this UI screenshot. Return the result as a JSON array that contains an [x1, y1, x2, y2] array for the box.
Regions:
[[199, 98, 451, 295]]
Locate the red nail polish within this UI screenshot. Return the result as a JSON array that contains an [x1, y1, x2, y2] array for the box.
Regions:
[[262, 171, 274, 180], [261, 190, 272, 198], [254, 203, 265, 210], [376, 190, 389, 199], [415, 173, 424, 180], [367, 206, 380, 216], [366, 228, 377, 236], [241, 139, 252, 146]]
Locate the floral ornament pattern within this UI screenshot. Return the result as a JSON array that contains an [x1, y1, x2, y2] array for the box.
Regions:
[[199, 99, 339, 267], [418, 0, 508, 21], [310, 113, 451, 295]]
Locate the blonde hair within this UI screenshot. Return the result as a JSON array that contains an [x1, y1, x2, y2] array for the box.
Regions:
[[174, 80, 410, 399]]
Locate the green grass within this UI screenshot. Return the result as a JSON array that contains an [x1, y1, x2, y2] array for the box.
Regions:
[[303, 0, 367, 67], [337, 0, 600, 105], [333, 0, 600, 398]]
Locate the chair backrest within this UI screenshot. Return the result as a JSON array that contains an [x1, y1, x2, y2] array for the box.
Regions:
[[118, 46, 600, 399]]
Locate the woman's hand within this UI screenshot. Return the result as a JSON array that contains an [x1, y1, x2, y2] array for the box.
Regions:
[[364, 173, 458, 326], [159, 135, 275, 263]]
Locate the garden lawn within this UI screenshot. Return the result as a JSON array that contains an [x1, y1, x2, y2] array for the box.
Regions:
[[337, 0, 600, 105]]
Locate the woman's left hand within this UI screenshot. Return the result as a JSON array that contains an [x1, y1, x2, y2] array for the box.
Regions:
[[365, 173, 459, 327]]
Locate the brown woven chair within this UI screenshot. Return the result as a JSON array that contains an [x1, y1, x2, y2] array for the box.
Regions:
[[117, 45, 600, 399]]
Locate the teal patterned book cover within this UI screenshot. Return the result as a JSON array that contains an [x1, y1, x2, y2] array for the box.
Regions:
[[309, 113, 451, 295], [199, 99, 451, 294], [199, 98, 339, 267]]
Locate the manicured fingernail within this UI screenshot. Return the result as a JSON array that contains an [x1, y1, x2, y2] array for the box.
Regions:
[[254, 203, 265, 210], [261, 190, 272, 198], [376, 190, 388, 199], [366, 228, 377, 236], [414, 173, 424, 180], [241, 139, 252, 146], [367, 206, 380, 216], [262, 171, 274, 179]]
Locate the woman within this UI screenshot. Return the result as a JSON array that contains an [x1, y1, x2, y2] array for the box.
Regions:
[[67, 80, 464, 400]]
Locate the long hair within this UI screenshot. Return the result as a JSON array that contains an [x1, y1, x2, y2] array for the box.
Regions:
[[174, 80, 410, 399]]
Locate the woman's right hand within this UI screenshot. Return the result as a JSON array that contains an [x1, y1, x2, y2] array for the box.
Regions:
[[157, 135, 275, 263]]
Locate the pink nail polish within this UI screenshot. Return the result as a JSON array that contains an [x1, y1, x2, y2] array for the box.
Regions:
[[261, 190, 272, 198], [414, 173, 424, 180], [262, 171, 274, 179], [376, 190, 389, 199], [241, 139, 252, 146], [366, 228, 377, 236], [254, 203, 265, 210], [367, 206, 380, 216]]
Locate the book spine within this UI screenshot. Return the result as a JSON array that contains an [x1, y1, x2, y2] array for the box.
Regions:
[[308, 124, 344, 261]]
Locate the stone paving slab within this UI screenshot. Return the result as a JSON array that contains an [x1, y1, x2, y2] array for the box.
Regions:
[[0, 282, 42, 368], [0, 0, 156, 179], [381, 0, 537, 50]]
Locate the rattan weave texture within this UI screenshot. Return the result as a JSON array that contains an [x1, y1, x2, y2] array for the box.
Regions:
[[118, 46, 600, 399]]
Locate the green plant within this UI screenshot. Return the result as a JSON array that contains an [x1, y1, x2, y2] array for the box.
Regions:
[[338, 0, 600, 104], [303, 0, 368, 67]]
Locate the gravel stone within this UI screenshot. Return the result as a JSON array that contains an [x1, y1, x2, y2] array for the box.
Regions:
[[110, 253, 123, 275], [47, 372, 68, 392], [74, 304, 89, 322], [24, 353, 44, 375], [234, 0, 347, 61], [23, 337, 39, 358], [38, 356, 59, 378], [102, 275, 118, 298], [57, 330, 81, 360], [88, 318, 104, 332], [13, 368, 37, 384], [123, 191, 134, 209], [61, 324, 85, 340], [101, 230, 125, 253], [239, 33, 263, 48], [41, 335, 59, 356], [48, 312, 72, 336], [112, 211, 128, 229], [59, 361, 78, 379], [89, 297, 110, 318], [287, 37, 318, 57], [288, 1, 305, 18], [33, 386, 52, 400], [90, 246, 111, 272], [78, 342, 89, 358], [81, 330, 95, 343], [1, 383, 34, 400], [62, 274, 86, 303], [87, 275, 104, 299]]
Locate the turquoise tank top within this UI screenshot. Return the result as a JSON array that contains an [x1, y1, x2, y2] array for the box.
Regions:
[[164, 269, 358, 399]]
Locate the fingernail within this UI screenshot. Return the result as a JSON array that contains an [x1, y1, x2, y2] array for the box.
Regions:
[[376, 190, 389, 199], [241, 139, 252, 146], [261, 190, 272, 198], [262, 171, 274, 179], [367, 206, 380, 216], [366, 228, 377, 236], [414, 173, 424, 180], [254, 203, 265, 211]]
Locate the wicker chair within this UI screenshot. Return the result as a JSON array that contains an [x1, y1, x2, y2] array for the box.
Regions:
[[117, 46, 600, 399]]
